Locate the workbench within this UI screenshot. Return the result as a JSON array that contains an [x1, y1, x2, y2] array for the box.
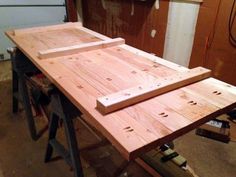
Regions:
[[5, 22, 236, 177]]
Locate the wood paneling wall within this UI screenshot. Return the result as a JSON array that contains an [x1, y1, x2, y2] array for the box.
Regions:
[[82, 0, 169, 56], [190, 0, 236, 85], [66, 0, 78, 22]]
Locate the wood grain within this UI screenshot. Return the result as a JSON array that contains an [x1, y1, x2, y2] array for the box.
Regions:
[[97, 67, 211, 114], [13, 22, 82, 36], [5, 23, 236, 161], [38, 38, 125, 59]]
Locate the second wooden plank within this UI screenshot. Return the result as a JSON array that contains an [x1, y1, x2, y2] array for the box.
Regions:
[[97, 67, 211, 114]]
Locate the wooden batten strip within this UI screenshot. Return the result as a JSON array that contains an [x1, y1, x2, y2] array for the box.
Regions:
[[38, 38, 125, 59], [14, 22, 82, 36], [97, 67, 211, 114]]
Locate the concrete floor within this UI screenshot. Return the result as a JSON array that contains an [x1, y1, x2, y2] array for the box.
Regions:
[[0, 61, 11, 81], [0, 60, 236, 177]]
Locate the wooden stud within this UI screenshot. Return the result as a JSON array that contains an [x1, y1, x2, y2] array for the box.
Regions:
[[97, 67, 211, 114], [38, 38, 125, 59]]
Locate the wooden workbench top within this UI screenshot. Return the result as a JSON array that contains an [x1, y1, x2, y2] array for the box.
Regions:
[[5, 22, 236, 160]]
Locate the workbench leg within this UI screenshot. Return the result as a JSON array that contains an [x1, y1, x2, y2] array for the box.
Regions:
[[45, 93, 84, 177], [19, 72, 37, 140], [63, 115, 84, 177], [10, 47, 39, 140], [45, 113, 59, 162], [12, 70, 18, 113]]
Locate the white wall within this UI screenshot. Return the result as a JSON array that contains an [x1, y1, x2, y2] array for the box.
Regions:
[[0, 0, 66, 60], [0, 0, 65, 5], [163, 1, 200, 67]]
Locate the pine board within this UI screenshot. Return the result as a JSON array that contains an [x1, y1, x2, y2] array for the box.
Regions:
[[97, 67, 211, 114]]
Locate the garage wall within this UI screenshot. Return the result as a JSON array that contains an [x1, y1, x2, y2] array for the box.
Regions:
[[163, 1, 200, 67], [81, 0, 203, 67], [189, 0, 236, 85], [82, 0, 170, 57], [0, 0, 67, 60]]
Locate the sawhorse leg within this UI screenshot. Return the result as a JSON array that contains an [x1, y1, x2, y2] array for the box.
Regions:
[[12, 69, 18, 113], [18, 71, 37, 140], [10, 48, 38, 140], [45, 113, 59, 162], [45, 92, 84, 177]]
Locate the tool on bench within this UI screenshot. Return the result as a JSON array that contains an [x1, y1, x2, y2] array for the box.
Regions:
[[196, 119, 230, 143], [140, 145, 194, 177]]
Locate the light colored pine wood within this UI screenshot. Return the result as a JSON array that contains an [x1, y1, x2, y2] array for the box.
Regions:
[[78, 26, 111, 40], [154, 88, 219, 122], [120, 44, 189, 72], [5, 23, 236, 161], [103, 47, 177, 78], [182, 78, 236, 108], [97, 67, 211, 114], [14, 22, 82, 36], [78, 26, 188, 72], [60, 53, 190, 136], [40, 59, 159, 159], [200, 78, 236, 95], [38, 38, 125, 59]]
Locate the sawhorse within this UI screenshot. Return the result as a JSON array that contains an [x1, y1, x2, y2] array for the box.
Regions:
[[44, 90, 84, 177], [10, 47, 188, 177], [10, 47, 84, 176]]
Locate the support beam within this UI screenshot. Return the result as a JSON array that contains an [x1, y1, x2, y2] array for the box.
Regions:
[[96, 67, 211, 114], [38, 38, 125, 59]]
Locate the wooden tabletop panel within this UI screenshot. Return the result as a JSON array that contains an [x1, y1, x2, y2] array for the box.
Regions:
[[5, 23, 236, 160]]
